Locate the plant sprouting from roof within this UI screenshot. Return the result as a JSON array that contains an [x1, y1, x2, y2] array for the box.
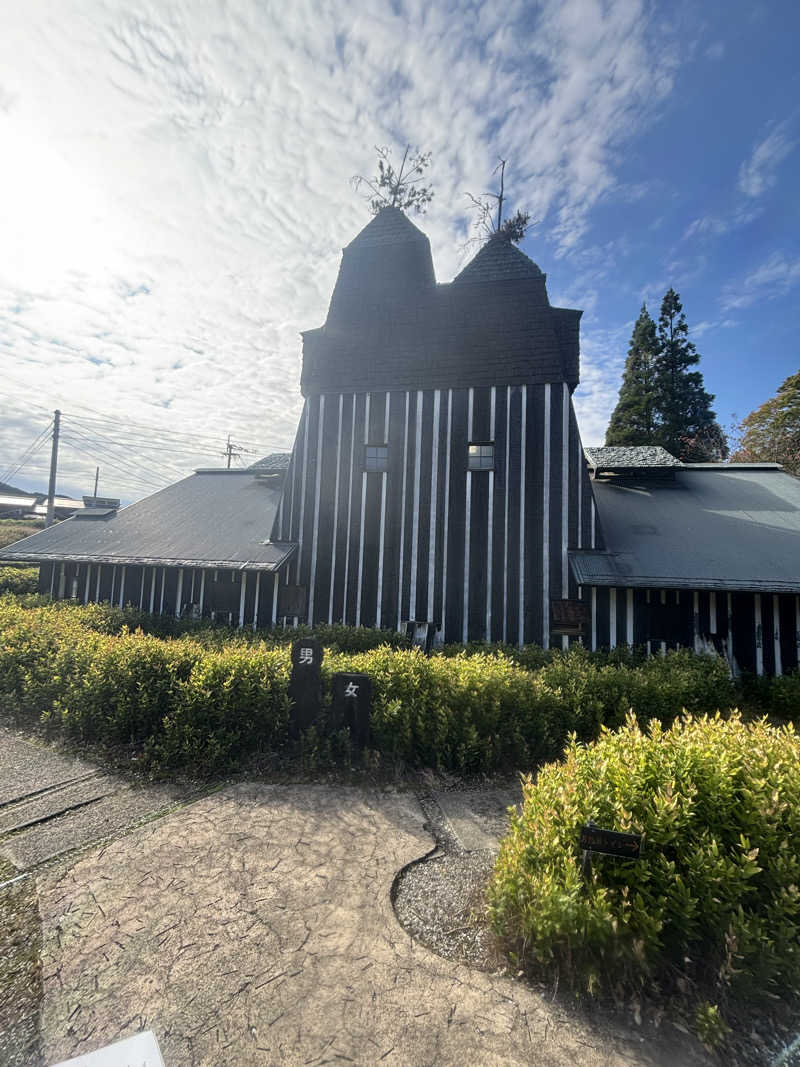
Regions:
[[351, 145, 434, 216], [465, 159, 533, 246]]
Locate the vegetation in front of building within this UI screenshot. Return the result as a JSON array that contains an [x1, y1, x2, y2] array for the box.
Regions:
[[487, 713, 800, 1049], [0, 567, 39, 596], [0, 594, 768, 777]]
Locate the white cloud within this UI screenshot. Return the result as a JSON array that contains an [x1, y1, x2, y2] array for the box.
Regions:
[[705, 41, 725, 60], [738, 121, 796, 198], [0, 0, 684, 500], [721, 252, 800, 311]]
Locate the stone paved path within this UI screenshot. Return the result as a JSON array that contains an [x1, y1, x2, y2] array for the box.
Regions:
[[36, 783, 709, 1067]]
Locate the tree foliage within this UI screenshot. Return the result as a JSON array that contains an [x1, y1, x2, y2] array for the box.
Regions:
[[605, 289, 727, 461], [465, 159, 532, 245], [731, 371, 800, 475], [351, 145, 434, 216], [606, 304, 659, 446]]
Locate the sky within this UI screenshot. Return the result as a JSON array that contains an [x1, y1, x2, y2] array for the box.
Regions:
[[1, 0, 798, 505]]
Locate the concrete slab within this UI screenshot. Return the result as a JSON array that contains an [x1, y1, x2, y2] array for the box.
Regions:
[[433, 784, 522, 852], [37, 784, 709, 1067]]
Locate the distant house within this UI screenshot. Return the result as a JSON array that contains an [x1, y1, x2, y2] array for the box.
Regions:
[[1, 208, 798, 673], [0, 481, 86, 520]]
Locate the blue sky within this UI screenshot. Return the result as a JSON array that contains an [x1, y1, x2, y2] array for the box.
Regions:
[[1, 0, 798, 503]]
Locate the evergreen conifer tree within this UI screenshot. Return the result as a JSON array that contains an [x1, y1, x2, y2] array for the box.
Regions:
[[654, 288, 721, 460], [605, 304, 659, 445]]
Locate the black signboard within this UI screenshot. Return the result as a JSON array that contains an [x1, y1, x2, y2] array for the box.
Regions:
[[551, 599, 589, 635], [332, 672, 372, 748], [279, 585, 308, 620], [289, 638, 322, 736], [82, 496, 120, 510], [579, 824, 642, 859]]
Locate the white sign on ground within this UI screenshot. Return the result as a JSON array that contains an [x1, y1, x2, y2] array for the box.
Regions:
[[50, 1030, 166, 1067]]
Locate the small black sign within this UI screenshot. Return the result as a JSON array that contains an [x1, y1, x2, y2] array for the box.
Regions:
[[279, 585, 308, 620], [579, 824, 642, 859], [332, 672, 372, 748], [289, 638, 323, 736]]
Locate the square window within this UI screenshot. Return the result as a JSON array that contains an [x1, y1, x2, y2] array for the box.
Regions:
[[365, 444, 389, 472], [468, 442, 495, 471]]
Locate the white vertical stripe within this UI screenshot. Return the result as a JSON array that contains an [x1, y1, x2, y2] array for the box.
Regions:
[[308, 394, 326, 625], [343, 394, 357, 623], [110, 564, 116, 605], [252, 572, 261, 632], [295, 405, 311, 608], [238, 570, 247, 628], [693, 590, 700, 652], [149, 568, 156, 613], [590, 497, 596, 549], [755, 593, 763, 676], [409, 390, 424, 620], [646, 588, 651, 656], [626, 588, 634, 646], [190, 570, 196, 603], [561, 384, 569, 597], [541, 384, 549, 649], [519, 384, 528, 647], [175, 568, 183, 619], [427, 390, 440, 626], [271, 573, 279, 626], [440, 389, 452, 639], [463, 387, 474, 643], [84, 565, 91, 605], [609, 588, 617, 649], [795, 595, 800, 671], [376, 392, 390, 627], [397, 391, 410, 630], [503, 386, 510, 644], [576, 426, 583, 551], [773, 594, 782, 676], [660, 589, 667, 654], [199, 569, 205, 617], [159, 568, 165, 614], [49, 563, 56, 598], [486, 386, 496, 642], [355, 393, 370, 626], [709, 591, 717, 633], [138, 568, 145, 611], [328, 395, 344, 623], [591, 587, 597, 651]]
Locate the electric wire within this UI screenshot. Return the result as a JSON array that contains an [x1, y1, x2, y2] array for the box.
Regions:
[[59, 430, 172, 491], [1, 422, 54, 483]]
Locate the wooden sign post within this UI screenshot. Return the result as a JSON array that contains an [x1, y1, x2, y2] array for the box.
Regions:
[[332, 672, 372, 748], [289, 638, 322, 737]]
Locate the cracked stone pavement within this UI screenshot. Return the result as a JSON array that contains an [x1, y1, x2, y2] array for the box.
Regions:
[[34, 782, 709, 1067]]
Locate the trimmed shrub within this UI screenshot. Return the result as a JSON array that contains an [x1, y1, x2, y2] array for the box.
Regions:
[[0, 566, 38, 595], [488, 713, 800, 1017]]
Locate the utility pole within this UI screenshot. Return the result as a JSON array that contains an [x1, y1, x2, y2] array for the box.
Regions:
[[45, 409, 61, 527], [223, 434, 241, 469], [93, 466, 99, 498]]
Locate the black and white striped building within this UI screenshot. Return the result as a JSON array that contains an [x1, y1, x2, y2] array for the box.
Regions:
[[4, 208, 799, 674]]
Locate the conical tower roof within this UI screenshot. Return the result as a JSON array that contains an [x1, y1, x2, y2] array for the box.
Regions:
[[325, 207, 436, 326], [453, 233, 544, 285]]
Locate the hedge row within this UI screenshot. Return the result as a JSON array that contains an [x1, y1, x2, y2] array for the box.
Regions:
[[0, 595, 748, 775], [0, 566, 39, 595]]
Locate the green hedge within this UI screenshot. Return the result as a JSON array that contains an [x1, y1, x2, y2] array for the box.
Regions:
[[0, 594, 788, 776], [488, 713, 800, 1033], [0, 566, 38, 595]]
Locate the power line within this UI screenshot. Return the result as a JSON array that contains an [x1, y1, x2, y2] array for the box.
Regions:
[[62, 420, 193, 481], [1, 421, 54, 483], [60, 430, 172, 489]]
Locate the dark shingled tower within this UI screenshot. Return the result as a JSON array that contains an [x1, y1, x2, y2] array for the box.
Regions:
[[280, 209, 594, 647]]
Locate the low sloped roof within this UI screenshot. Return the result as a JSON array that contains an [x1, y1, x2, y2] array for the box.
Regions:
[[0, 470, 295, 571], [584, 446, 682, 471], [570, 466, 800, 593]]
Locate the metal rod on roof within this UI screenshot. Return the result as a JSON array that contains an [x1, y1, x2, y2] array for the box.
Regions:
[[45, 410, 61, 528]]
